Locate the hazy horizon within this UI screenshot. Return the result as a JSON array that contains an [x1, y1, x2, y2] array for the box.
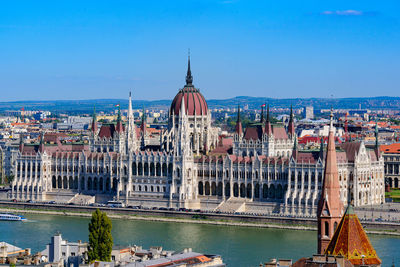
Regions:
[[1, 1, 399, 101]]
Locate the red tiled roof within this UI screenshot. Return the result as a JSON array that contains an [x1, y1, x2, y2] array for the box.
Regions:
[[380, 143, 400, 154], [325, 205, 381, 266], [340, 142, 361, 162], [273, 126, 288, 139], [243, 125, 263, 141], [170, 86, 208, 116], [99, 124, 126, 138]]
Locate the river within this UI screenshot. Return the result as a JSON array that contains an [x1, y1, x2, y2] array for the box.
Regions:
[[0, 214, 399, 266]]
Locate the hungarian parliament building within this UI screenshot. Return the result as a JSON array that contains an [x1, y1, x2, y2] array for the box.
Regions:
[[8, 59, 385, 216]]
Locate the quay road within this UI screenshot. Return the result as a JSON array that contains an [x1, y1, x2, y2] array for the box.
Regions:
[[1, 200, 400, 234]]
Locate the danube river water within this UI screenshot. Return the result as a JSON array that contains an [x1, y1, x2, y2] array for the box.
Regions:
[[0, 214, 399, 266]]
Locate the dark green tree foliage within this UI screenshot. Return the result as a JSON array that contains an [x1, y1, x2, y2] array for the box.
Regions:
[[88, 209, 113, 262]]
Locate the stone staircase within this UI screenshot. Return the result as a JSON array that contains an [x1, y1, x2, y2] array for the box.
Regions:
[[214, 197, 248, 213], [68, 194, 95, 205], [46, 190, 76, 203]]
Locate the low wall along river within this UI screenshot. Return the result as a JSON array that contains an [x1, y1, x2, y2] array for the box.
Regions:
[[0, 202, 400, 266]]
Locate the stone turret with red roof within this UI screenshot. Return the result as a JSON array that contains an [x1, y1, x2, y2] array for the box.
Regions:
[[317, 109, 344, 254]]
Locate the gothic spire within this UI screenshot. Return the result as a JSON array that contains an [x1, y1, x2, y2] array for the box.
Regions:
[[185, 50, 193, 86], [39, 131, 45, 153], [319, 136, 324, 161], [117, 104, 121, 122], [19, 134, 24, 152], [288, 104, 295, 137], [91, 105, 98, 133], [292, 135, 298, 159], [264, 104, 272, 136], [115, 103, 123, 133], [128, 91, 133, 117], [260, 105, 264, 123], [375, 121, 380, 158], [235, 104, 243, 136], [375, 121, 379, 148], [140, 106, 147, 135], [317, 106, 343, 254]]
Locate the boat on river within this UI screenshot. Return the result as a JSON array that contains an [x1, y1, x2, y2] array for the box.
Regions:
[[0, 213, 27, 221]]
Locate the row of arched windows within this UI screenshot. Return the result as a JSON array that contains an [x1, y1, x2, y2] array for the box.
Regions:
[[198, 181, 286, 200]]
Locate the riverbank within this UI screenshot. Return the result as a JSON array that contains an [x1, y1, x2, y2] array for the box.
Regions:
[[2, 204, 400, 236], [0, 206, 316, 231]]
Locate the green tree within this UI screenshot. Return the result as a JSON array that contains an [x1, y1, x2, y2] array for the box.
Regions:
[[88, 209, 113, 262]]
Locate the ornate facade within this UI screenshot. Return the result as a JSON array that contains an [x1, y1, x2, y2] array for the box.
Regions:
[[8, 59, 385, 215]]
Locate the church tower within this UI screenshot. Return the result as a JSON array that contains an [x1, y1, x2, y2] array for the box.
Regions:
[[317, 109, 344, 254]]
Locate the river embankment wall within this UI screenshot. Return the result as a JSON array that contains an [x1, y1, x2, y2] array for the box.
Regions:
[[1, 201, 399, 236]]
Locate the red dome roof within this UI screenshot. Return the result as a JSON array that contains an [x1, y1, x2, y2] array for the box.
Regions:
[[170, 86, 208, 116]]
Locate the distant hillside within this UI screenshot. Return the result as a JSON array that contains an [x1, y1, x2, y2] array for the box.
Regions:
[[1, 96, 399, 114]]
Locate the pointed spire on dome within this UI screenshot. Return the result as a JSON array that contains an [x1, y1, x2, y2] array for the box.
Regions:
[[185, 49, 193, 86], [235, 104, 243, 136]]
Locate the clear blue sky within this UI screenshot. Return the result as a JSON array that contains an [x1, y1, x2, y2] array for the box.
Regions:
[[1, 0, 399, 101]]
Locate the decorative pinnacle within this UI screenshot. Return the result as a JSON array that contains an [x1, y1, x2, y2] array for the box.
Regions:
[[330, 107, 334, 131]]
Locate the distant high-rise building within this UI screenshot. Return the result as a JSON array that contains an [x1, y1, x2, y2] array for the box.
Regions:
[[304, 106, 314, 120]]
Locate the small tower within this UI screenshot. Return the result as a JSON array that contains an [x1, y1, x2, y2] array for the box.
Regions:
[[317, 109, 344, 254]]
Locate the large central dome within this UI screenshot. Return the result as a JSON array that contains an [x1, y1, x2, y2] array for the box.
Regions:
[[170, 58, 208, 116]]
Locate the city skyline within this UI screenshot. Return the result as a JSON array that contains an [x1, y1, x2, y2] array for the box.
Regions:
[[1, 0, 400, 101]]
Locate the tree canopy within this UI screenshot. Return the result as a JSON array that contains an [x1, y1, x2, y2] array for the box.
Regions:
[[88, 209, 113, 262]]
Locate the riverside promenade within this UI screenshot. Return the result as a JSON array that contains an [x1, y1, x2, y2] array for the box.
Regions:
[[1, 201, 400, 236]]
